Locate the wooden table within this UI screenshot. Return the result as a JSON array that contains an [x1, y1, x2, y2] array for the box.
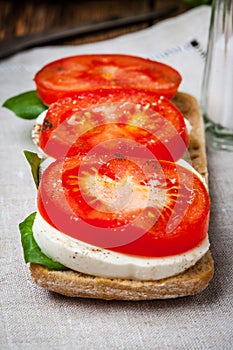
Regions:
[[0, 0, 191, 50]]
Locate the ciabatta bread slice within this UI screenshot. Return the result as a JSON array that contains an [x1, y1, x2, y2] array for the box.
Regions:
[[29, 92, 214, 300], [30, 251, 213, 300]]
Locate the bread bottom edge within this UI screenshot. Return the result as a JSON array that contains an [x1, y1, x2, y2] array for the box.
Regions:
[[29, 251, 214, 300]]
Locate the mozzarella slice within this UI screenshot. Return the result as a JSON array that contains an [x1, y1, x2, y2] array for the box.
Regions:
[[33, 212, 209, 281]]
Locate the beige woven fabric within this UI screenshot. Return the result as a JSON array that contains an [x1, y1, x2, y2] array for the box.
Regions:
[[1, 6, 232, 349]]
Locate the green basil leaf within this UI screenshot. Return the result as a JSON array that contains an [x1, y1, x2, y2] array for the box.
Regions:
[[24, 150, 42, 188], [19, 212, 68, 270], [2, 90, 47, 119]]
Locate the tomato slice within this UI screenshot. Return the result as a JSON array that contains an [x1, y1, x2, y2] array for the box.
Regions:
[[39, 89, 189, 161], [38, 155, 210, 257], [34, 54, 182, 104]]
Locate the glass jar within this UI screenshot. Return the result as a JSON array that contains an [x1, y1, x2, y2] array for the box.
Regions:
[[201, 0, 233, 151]]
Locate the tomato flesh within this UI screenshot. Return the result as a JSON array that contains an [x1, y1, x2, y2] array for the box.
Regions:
[[38, 155, 210, 257], [34, 54, 182, 104], [39, 89, 189, 162]]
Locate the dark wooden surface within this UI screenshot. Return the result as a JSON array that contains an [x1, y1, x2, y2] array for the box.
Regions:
[[0, 0, 191, 47]]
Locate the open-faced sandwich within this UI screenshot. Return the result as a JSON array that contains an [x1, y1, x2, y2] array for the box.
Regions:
[[3, 54, 214, 300]]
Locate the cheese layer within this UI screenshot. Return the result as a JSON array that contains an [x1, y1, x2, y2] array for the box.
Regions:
[[33, 212, 209, 281]]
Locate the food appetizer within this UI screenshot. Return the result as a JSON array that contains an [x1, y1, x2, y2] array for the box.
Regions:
[[3, 54, 214, 300]]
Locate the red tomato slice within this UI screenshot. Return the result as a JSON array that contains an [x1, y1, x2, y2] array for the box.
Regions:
[[39, 89, 189, 162], [34, 54, 182, 104], [38, 155, 210, 257]]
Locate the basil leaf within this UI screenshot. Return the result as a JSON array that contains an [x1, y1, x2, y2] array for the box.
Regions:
[[19, 212, 68, 270], [24, 150, 42, 188], [2, 90, 47, 119]]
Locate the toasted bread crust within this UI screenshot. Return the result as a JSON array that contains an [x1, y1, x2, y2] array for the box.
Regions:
[[173, 92, 208, 183], [30, 251, 214, 300], [29, 92, 214, 300]]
